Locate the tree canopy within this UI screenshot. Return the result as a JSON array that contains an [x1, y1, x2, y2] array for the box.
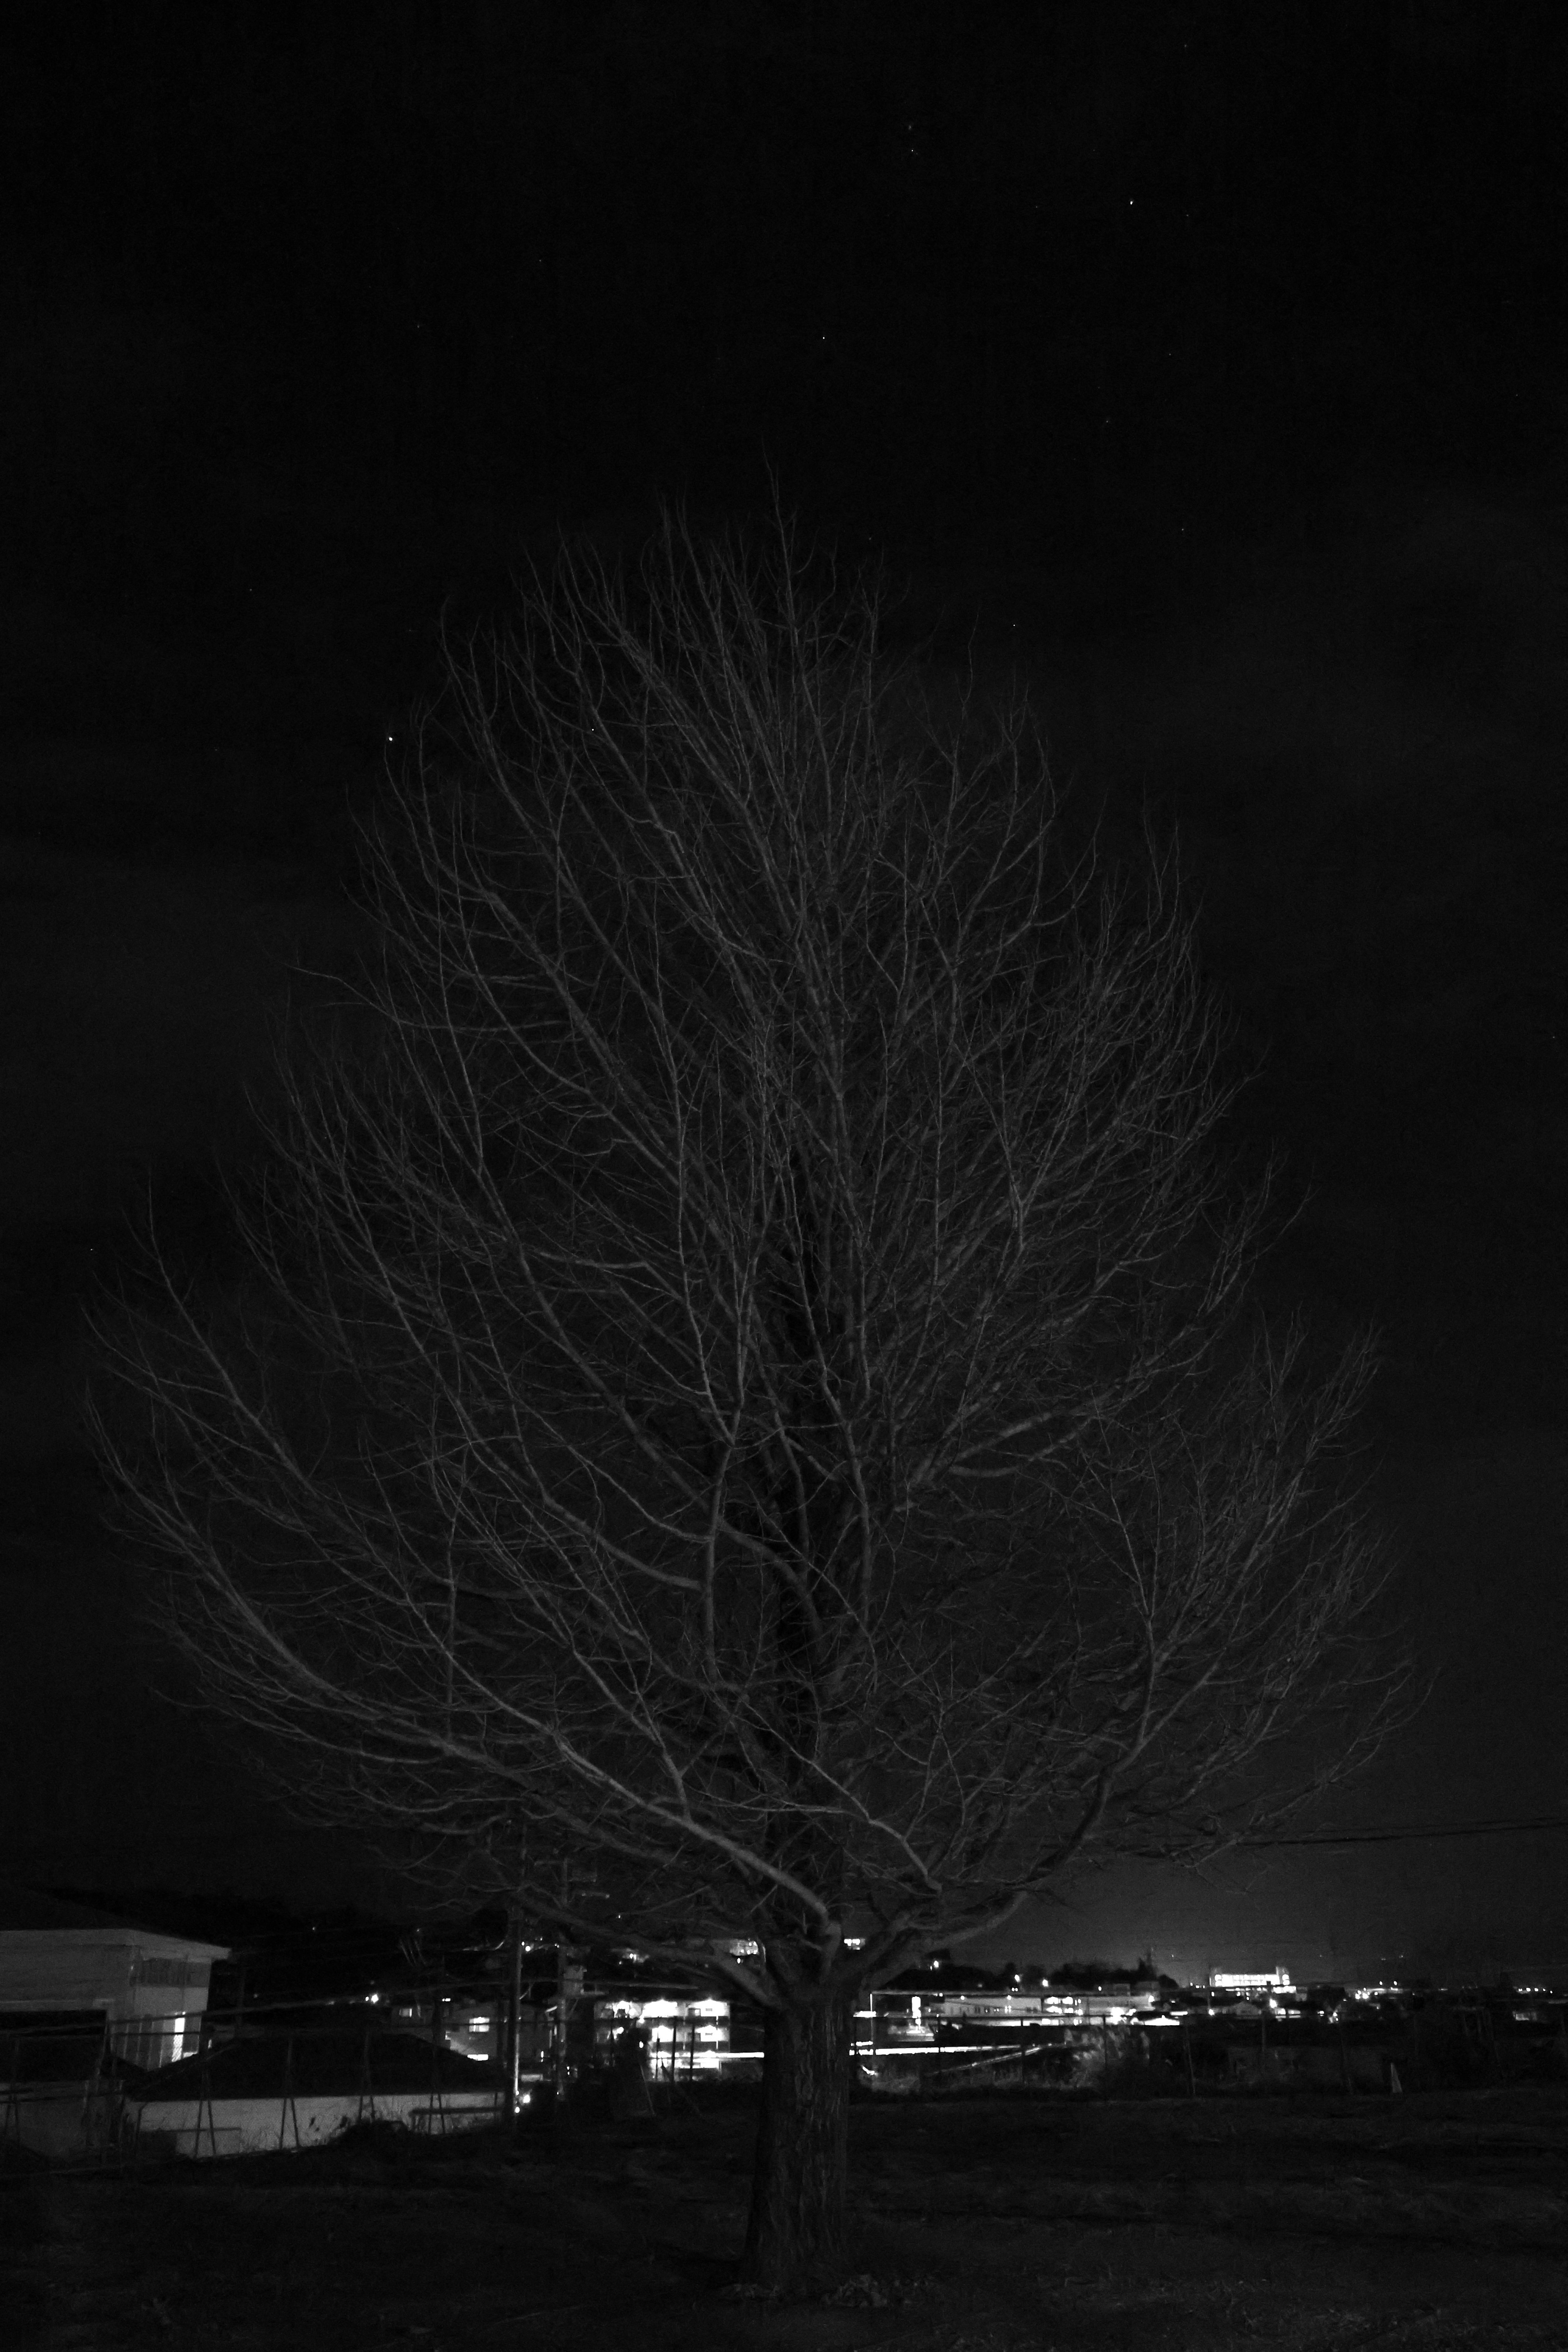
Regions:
[[91, 506, 1404, 2287]]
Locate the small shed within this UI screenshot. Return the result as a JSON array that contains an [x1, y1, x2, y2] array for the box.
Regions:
[[0, 1884, 229, 2069]]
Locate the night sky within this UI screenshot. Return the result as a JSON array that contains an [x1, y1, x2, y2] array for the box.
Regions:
[[1, 2, 1564, 1984]]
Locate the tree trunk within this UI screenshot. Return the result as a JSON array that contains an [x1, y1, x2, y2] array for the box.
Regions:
[[740, 1989, 855, 2294]]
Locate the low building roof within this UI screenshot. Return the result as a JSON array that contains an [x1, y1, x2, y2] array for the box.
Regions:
[[139, 2029, 503, 2100]]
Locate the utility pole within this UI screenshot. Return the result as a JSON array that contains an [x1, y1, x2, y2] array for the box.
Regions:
[[506, 1903, 525, 2121], [553, 1858, 573, 2107], [547, 1851, 596, 2109]]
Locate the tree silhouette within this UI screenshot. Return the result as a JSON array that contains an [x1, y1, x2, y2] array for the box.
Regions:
[[92, 504, 1402, 2290]]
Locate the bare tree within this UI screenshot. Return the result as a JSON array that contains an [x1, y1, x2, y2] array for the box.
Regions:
[[91, 506, 1402, 2291]]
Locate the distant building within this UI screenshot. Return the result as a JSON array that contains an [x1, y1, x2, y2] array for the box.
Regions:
[[0, 1884, 229, 2069], [593, 1991, 733, 2075], [873, 1984, 1162, 2037]]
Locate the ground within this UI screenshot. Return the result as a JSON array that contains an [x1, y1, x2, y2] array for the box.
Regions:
[[5, 2085, 1568, 2350]]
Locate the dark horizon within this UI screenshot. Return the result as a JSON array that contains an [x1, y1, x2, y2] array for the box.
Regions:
[[0, 1, 1564, 1986]]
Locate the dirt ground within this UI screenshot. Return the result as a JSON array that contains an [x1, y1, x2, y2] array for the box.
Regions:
[[5, 2085, 1568, 2351]]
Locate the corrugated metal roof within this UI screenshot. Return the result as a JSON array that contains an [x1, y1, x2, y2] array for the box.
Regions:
[[140, 2030, 504, 2098]]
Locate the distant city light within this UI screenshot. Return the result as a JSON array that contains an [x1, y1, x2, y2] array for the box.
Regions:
[[1210, 1970, 1292, 1993]]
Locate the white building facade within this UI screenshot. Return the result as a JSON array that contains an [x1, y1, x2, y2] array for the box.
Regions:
[[0, 1885, 229, 2070]]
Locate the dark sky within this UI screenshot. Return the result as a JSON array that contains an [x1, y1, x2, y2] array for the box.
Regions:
[[1, 1, 1564, 1980]]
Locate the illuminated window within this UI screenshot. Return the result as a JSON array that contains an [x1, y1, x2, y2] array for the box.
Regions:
[[114, 2013, 186, 2069]]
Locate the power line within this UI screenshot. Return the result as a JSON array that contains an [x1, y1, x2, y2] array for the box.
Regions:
[[1246, 1815, 1568, 1848]]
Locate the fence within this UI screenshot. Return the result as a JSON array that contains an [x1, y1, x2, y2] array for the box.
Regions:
[[851, 1994, 1568, 2098], [575, 1984, 1568, 2096], [7, 1989, 1564, 2162], [0, 2007, 513, 2165], [1, 2014, 125, 2163]]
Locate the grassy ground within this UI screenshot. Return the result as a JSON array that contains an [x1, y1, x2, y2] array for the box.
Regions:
[[4, 2085, 1568, 2351]]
